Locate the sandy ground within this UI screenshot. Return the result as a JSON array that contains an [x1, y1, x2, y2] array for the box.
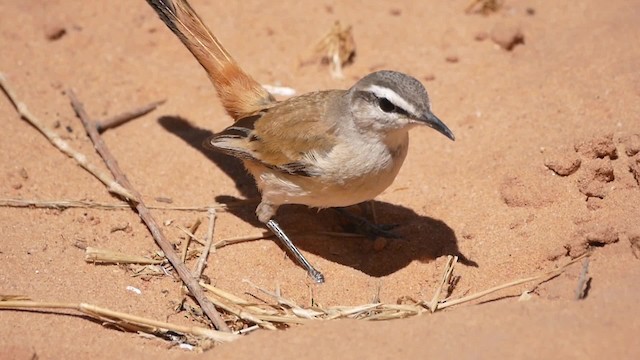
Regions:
[[1, 0, 639, 358]]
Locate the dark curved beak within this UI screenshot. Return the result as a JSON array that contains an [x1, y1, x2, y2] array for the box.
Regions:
[[421, 112, 455, 141]]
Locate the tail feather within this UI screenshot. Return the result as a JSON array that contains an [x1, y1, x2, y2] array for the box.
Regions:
[[146, 0, 275, 119]]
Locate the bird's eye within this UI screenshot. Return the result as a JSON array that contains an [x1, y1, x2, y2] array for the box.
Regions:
[[378, 98, 396, 113]]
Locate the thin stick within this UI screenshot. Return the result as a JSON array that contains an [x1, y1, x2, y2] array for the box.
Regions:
[[438, 254, 588, 310], [0, 73, 134, 200], [429, 255, 458, 312], [200, 282, 275, 315], [177, 218, 203, 310], [194, 209, 216, 278], [176, 225, 206, 246], [202, 290, 276, 330], [0, 198, 240, 212], [0, 300, 238, 342], [213, 232, 273, 249], [181, 219, 202, 262], [68, 89, 229, 332], [96, 99, 166, 132]]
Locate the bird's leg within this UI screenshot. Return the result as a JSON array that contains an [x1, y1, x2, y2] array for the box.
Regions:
[[335, 204, 400, 240], [257, 202, 325, 283], [266, 219, 325, 283]]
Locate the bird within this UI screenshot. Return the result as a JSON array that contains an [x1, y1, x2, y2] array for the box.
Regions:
[[145, 0, 455, 283]]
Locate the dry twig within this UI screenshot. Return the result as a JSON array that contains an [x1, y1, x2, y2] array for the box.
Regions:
[[438, 254, 589, 310], [0, 197, 244, 212], [194, 209, 217, 278], [67, 89, 229, 332], [429, 256, 458, 312], [181, 219, 203, 262], [96, 99, 166, 132], [0, 73, 134, 200]]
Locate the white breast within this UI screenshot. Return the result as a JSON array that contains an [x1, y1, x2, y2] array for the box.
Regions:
[[249, 129, 410, 208]]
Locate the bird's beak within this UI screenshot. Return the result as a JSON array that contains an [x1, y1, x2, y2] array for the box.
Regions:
[[419, 112, 455, 141]]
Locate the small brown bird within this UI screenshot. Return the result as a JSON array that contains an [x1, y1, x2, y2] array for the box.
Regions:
[[146, 0, 454, 283]]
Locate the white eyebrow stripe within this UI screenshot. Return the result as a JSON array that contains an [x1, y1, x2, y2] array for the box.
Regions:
[[365, 84, 418, 116]]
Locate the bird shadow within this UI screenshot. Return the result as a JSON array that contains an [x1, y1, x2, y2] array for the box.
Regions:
[[158, 115, 477, 277], [276, 202, 478, 276], [158, 115, 259, 199]]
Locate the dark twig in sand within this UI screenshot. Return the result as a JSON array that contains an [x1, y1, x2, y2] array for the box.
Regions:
[[96, 99, 165, 132], [67, 89, 229, 332], [574, 258, 591, 300]]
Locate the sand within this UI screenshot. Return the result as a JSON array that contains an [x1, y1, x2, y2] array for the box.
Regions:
[[1, 0, 639, 358]]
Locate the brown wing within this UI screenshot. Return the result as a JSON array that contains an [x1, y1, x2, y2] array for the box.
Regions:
[[146, 0, 275, 119], [207, 91, 342, 176]]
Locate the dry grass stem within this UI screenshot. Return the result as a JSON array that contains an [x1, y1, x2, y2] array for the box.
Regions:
[[213, 232, 274, 249], [194, 209, 217, 278], [0, 295, 30, 301], [429, 256, 458, 312], [203, 292, 277, 330], [84, 247, 164, 265], [2, 255, 588, 341], [0, 73, 134, 200], [181, 219, 202, 262], [177, 225, 206, 246], [0, 197, 239, 212], [438, 254, 589, 310], [0, 299, 239, 343], [200, 283, 276, 316], [191, 255, 587, 327], [238, 325, 260, 334]]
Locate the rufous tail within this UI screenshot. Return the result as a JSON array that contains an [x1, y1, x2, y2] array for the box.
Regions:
[[146, 0, 275, 119]]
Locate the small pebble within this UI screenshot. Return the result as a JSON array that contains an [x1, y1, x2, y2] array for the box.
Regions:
[[19, 168, 28, 180], [474, 31, 488, 41], [45, 25, 67, 41], [490, 22, 525, 51], [155, 196, 174, 204], [445, 55, 459, 63], [372, 238, 388, 252]]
